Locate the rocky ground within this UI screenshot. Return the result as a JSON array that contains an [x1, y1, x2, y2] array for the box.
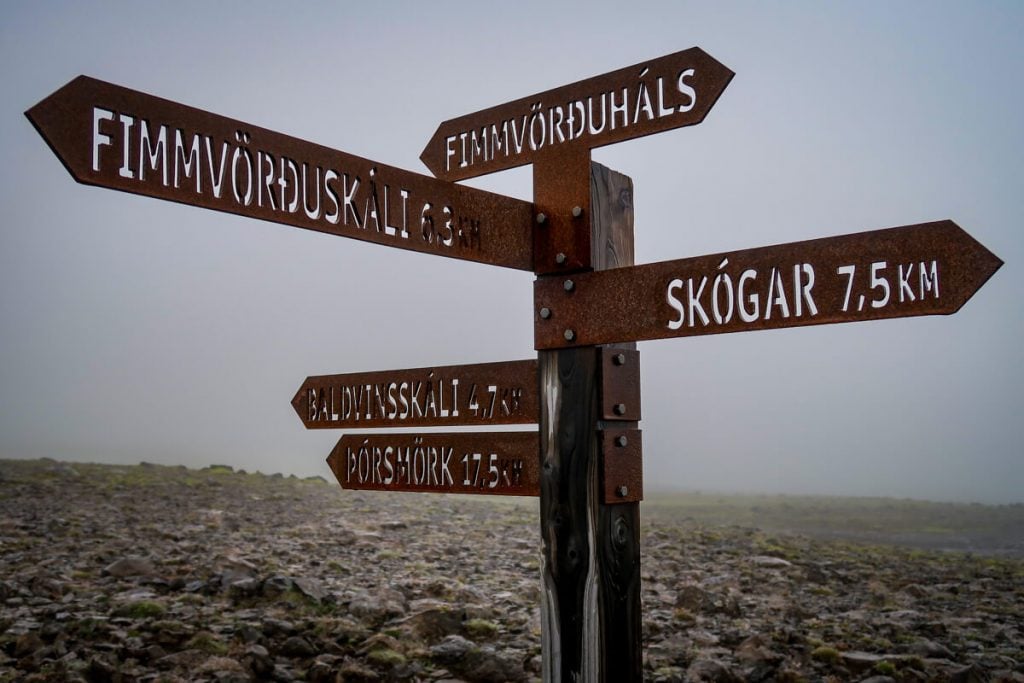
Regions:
[[0, 458, 1021, 682]]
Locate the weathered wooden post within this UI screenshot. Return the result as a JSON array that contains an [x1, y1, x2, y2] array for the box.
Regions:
[[534, 151, 642, 681]]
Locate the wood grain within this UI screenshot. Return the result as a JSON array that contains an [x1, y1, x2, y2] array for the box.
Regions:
[[537, 158, 639, 682]]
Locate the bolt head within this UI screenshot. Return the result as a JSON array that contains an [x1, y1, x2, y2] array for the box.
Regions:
[[536, 213, 547, 225], [572, 206, 583, 218], [616, 485, 629, 498], [539, 307, 551, 320], [615, 435, 628, 447], [613, 353, 626, 366], [555, 252, 567, 265], [563, 279, 575, 292], [614, 403, 627, 416], [564, 329, 576, 342]]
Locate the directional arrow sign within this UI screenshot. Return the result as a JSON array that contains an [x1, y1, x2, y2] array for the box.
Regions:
[[534, 221, 1002, 349], [421, 47, 734, 181], [26, 76, 534, 270], [292, 359, 538, 429], [327, 432, 540, 497]]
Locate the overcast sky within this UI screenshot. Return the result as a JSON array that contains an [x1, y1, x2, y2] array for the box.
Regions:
[[2, 2, 1021, 503]]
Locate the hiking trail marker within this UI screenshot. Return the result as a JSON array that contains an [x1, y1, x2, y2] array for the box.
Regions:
[[534, 220, 1003, 348], [26, 76, 534, 270], [291, 360, 538, 430], [327, 432, 541, 497], [420, 47, 734, 182], [28, 47, 1003, 683]]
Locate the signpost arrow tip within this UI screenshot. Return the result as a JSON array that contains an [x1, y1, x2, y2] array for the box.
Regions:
[[25, 76, 92, 184], [419, 124, 449, 179], [950, 221, 1003, 312]]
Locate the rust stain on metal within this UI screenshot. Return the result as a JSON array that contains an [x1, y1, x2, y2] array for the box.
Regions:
[[421, 47, 734, 181], [327, 432, 540, 497], [293, 359, 538, 429], [26, 76, 534, 270], [535, 221, 1003, 349], [599, 348, 641, 421], [533, 147, 592, 274], [600, 429, 643, 504]]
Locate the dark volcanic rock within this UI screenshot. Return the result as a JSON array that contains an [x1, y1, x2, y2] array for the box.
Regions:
[[279, 635, 317, 658], [13, 632, 44, 658], [1, 458, 1021, 683], [400, 605, 465, 643], [687, 657, 742, 682], [430, 634, 527, 682], [292, 576, 327, 602], [242, 643, 273, 677], [261, 574, 293, 597], [102, 556, 158, 578]]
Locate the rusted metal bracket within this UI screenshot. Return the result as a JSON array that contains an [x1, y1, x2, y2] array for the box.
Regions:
[[599, 347, 641, 421], [600, 428, 643, 504], [532, 147, 592, 275]]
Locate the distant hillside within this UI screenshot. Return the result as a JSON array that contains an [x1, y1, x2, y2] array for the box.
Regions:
[[643, 491, 1024, 558]]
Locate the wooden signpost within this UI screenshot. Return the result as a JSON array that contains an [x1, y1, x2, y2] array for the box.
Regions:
[[28, 47, 1003, 683]]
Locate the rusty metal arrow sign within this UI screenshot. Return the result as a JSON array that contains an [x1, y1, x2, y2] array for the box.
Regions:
[[327, 432, 540, 497], [420, 47, 734, 181], [534, 220, 1003, 348], [292, 359, 538, 429], [27, 76, 534, 270]]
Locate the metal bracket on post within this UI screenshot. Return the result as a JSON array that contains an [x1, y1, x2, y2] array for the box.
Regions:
[[532, 147, 593, 276], [600, 428, 643, 504], [598, 347, 641, 421]]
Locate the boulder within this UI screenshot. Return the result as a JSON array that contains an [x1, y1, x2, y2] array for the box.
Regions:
[[103, 557, 158, 578]]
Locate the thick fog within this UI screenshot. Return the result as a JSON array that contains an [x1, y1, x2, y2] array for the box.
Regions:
[[2, 2, 1021, 502]]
